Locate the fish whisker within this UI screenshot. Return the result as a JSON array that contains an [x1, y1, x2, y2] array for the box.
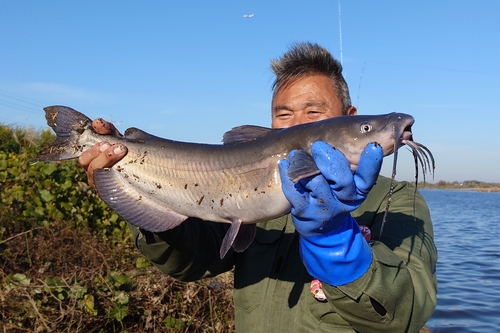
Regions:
[[403, 140, 435, 184], [379, 138, 435, 240]]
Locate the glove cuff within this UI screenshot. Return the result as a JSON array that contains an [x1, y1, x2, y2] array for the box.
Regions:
[[299, 216, 373, 286]]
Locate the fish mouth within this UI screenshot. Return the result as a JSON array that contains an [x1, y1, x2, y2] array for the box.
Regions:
[[395, 119, 435, 183], [400, 124, 413, 142]]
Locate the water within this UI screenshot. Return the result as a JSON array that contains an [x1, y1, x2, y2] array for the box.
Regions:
[[420, 189, 500, 332]]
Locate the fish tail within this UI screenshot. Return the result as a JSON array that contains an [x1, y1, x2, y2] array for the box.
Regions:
[[32, 106, 94, 162]]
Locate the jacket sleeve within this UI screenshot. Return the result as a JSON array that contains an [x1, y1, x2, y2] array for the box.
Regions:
[[321, 177, 438, 332], [127, 218, 236, 281]]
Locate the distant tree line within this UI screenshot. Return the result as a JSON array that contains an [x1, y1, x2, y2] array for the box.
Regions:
[[419, 180, 500, 189]]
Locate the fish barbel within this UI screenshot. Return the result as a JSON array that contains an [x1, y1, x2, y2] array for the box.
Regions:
[[34, 106, 434, 257]]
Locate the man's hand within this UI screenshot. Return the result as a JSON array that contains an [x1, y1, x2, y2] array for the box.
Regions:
[[278, 141, 383, 286], [78, 119, 127, 188]]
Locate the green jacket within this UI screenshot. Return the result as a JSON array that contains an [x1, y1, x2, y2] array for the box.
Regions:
[[129, 176, 437, 332]]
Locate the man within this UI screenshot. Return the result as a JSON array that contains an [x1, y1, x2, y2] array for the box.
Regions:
[[79, 42, 437, 332]]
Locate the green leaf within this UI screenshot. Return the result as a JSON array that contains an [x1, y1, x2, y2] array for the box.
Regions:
[[44, 277, 55, 286], [163, 316, 186, 329], [60, 179, 73, 190], [84, 294, 98, 316], [34, 206, 45, 216], [135, 256, 151, 269], [57, 290, 69, 300], [109, 273, 129, 287], [39, 189, 55, 202], [69, 283, 88, 299], [61, 201, 73, 212], [108, 273, 135, 291], [109, 304, 128, 322], [114, 291, 129, 305], [41, 163, 58, 176], [12, 273, 30, 286]]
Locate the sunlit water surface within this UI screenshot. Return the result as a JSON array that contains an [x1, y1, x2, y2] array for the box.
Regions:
[[421, 189, 500, 332]]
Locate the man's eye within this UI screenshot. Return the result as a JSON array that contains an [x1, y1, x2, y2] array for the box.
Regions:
[[307, 110, 321, 117]]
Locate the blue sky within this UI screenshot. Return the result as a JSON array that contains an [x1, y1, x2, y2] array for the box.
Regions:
[[1, 1, 499, 183]]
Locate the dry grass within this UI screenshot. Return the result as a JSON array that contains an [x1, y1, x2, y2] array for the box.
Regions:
[[0, 221, 234, 332]]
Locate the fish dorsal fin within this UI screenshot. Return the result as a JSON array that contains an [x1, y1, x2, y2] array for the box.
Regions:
[[222, 125, 276, 144], [124, 127, 159, 141]]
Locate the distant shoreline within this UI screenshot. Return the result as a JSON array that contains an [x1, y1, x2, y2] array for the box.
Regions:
[[420, 187, 500, 193], [416, 181, 500, 193]]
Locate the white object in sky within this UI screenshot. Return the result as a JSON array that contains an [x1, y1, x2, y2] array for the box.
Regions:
[[243, 14, 255, 18]]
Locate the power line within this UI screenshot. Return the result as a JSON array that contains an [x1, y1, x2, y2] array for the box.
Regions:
[[0, 90, 45, 117], [0, 90, 47, 128], [0, 91, 44, 108], [0, 100, 41, 114]]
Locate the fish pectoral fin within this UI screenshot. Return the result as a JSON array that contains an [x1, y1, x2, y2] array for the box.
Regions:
[[232, 223, 256, 253], [94, 168, 188, 232], [220, 219, 241, 259], [220, 221, 257, 259], [286, 150, 321, 183]]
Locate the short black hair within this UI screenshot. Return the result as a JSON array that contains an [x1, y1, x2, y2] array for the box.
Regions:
[[271, 42, 352, 114]]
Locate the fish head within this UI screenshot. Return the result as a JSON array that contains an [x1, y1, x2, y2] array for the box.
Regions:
[[323, 112, 416, 170], [366, 112, 415, 157], [336, 112, 434, 181]]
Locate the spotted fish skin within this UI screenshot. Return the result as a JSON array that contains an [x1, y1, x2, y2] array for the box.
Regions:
[[35, 105, 418, 257]]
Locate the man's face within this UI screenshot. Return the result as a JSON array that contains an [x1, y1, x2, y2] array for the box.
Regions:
[[271, 74, 356, 129]]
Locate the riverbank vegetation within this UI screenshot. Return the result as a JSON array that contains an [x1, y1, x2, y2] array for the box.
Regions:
[[0, 124, 234, 332], [419, 180, 500, 192]]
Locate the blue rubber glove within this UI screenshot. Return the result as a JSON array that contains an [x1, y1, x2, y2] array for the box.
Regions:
[[278, 141, 383, 286]]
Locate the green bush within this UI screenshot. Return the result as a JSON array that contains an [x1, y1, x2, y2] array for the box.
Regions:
[[0, 123, 235, 332], [0, 123, 129, 242]]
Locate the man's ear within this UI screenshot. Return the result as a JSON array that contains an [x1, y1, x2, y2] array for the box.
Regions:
[[346, 106, 357, 116]]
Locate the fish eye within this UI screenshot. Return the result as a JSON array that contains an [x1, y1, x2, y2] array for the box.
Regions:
[[360, 123, 372, 133]]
